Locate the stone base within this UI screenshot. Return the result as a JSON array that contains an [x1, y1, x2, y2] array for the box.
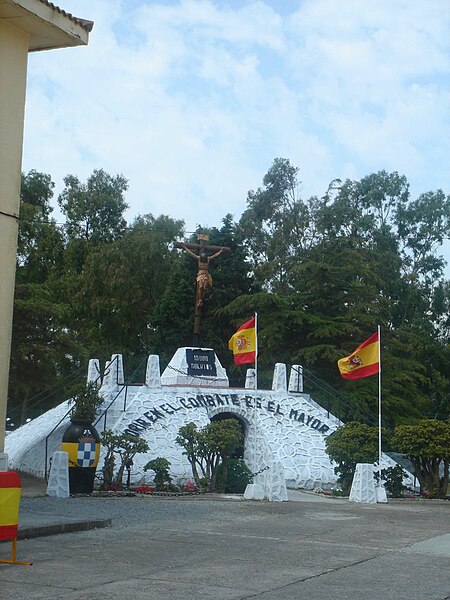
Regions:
[[160, 347, 229, 387], [375, 484, 388, 503], [244, 483, 265, 500], [46, 451, 70, 498], [349, 463, 377, 504]]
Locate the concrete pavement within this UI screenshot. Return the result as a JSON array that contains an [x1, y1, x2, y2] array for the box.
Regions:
[[0, 475, 448, 600]]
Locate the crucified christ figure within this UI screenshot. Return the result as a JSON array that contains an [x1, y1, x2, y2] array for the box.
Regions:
[[175, 233, 230, 346]]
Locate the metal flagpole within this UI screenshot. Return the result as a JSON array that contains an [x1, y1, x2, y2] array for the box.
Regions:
[[254, 312, 258, 391], [253, 313, 258, 473], [378, 324, 382, 484]]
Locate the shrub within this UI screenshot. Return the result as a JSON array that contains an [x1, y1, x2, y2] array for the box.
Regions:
[[217, 459, 253, 493], [325, 422, 379, 494], [392, 419, 450, 498], [144, 457, 172, 491], [100, 430, 149, 490], [375, 465, 407, 497]]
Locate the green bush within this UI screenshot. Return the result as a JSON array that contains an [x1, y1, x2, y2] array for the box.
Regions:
[[144, 457, 172, 491], [375, 465, 407, 497], [217, 459, 253, 493]]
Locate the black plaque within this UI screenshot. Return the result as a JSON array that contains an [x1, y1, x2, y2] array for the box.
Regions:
[[186, 349, 217, 377]]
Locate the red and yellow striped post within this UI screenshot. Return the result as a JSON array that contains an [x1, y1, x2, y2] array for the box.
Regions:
[[0, 471, 32, 566]]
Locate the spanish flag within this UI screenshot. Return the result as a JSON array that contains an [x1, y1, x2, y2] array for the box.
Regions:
[[0, 471, 21, 541], [337, 332, 379, 380], [228, 317, 256, 365]]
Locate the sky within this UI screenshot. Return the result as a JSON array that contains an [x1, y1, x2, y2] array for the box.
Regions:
[[23, 0, 450, 269]]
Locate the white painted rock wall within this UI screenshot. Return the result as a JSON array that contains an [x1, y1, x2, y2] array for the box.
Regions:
[[5, 349, 415, 496]]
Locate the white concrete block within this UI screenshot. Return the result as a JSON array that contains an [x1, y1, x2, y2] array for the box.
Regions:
[[288, 365, 303, 393], [46, 451, 70, 498], [376, 484, 388, 503], [146, 355, 161, 388], [245, 369, 256, 389], [272, 363, 287, 392], [103, 354, 124, 387], [349, 463, 377, 504], [244, 483, 265, 500], [87, 359, 101, 386]]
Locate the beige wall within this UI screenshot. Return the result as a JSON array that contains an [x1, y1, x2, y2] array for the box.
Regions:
[[0, 20, 30, 451]]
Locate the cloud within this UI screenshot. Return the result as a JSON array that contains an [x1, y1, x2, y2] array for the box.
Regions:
[[22, 0, 449, 271]]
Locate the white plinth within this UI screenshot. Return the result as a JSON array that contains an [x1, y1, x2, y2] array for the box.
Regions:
[[145, 354, 161, 388], [375, 484, 388, 503], [46, 451, 70, 498], [349, 463, 377, 504], [244, 483, 265, 500], [161, 347, 229, 387]]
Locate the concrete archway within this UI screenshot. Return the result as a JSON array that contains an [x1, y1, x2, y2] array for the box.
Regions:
[[210, 411, 246, 459]]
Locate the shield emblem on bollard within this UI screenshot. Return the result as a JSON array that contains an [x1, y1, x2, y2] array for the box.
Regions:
[[77, 439, 97, 467]]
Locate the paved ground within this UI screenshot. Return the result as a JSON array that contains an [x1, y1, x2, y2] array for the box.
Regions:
[[0, 474, 449, 600]]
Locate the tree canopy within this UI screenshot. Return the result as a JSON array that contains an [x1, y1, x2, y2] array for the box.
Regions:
[[9, 161, 450, 430]]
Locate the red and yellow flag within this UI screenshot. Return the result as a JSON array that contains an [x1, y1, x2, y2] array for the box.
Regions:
[[228, 317, 256, 365], [337, 332, 379, 380], [0, 471, 21, 541]]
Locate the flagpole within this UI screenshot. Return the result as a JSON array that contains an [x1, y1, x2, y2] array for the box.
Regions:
[[254, 312, 258, 391], [378, 324, 382, 485], [253, 313, 258, 477]]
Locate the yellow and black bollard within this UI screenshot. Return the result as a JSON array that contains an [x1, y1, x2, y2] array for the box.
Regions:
[[61, 420, 100, 494]]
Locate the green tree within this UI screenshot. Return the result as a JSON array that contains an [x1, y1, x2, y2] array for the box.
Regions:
[[17, 170, 64, 284], [8, 283, 80, 423], [9, 171, 75, 423], [176, 422, 202, 486], [68, 213, 184, 359], [238, 158, 314, 293], [176, 420, 243, 491], [325, 422, 380, 493], [233, 162, 449, 425], [100, 430, 149, 489], [392, 419, 450, 498], [58, 169, 128, 244], [144, 457, 172, 490]]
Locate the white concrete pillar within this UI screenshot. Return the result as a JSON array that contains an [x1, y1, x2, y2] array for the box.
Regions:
[[87, 359, 101, 386], [272, 363, 287, 392], [245, 368, 256, 389], [349, 463, 377, 504], [103, 354, 124, 387], [288, 365, 303, 393], [46, 451, 70, 498], [0, 22, 29, 452], [145, 355, 161, 388]]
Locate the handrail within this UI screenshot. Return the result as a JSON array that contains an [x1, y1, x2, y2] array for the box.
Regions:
[[43, 356, 118, 479], [300, 366, 378, 426], [7, 364, 87, 427], [94, 355, 147, 433]]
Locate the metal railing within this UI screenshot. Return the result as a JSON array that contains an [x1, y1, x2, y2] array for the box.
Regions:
[[300, 366, 378, 426], [6, 364, 87, 428], [43, 356, 119, 479], [94, 355, 147, 433]]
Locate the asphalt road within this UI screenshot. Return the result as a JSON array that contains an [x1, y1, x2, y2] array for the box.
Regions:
[[1, 493, 449, 600]]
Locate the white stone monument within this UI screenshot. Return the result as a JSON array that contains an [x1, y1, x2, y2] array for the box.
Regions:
[[5, 350, 416, 499]]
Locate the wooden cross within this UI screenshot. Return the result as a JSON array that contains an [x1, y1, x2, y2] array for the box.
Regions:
[[175, 233, 230, 346]]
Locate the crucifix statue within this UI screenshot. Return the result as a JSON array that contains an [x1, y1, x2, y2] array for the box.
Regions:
[[175, 233, 230, 346]]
